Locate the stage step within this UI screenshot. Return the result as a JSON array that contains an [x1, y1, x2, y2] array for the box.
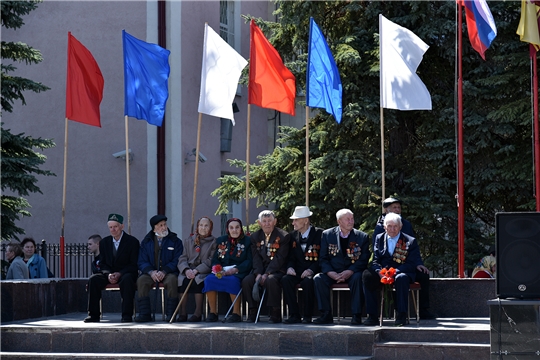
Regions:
[[0, 354, 372, 360], [372, 341, 490, 359], [1, 314, 490, 359]]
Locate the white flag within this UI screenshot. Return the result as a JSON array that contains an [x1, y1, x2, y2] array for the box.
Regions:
[[379, 14, 432, 111], [198, 23, 248, 125]]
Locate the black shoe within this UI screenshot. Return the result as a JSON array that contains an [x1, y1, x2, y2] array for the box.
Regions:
[[83, 316, 100, 323], [283, 314, 302, 324], [268, 315, 282, 324], [302, 316, 312, 324], [188, 314, 202, 322], [246, 309, 257, 323], [394, 312, 406, 327], [206, 313, 218, 322], [313, 312, 333, 325], [420, 309, 437, 320], [351, 314, 362, 325], [177, 314, 188, 322], [363, 315, 379, 326], [121, 316, 133, 323], [134, 314, 152, 323], [225, 313, 242, 323]]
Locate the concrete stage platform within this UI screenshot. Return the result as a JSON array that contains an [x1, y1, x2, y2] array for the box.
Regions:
[[1, 313, 490, 359]]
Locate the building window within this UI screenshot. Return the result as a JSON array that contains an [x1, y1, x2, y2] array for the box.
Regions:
[[220, 1, 235, 46]]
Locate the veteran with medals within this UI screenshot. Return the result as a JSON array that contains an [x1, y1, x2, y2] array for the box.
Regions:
[[362, 212, 422, 327], [313, 209, 370, 325], [281, 206, 323, 324], [242, 210, 290, 323]]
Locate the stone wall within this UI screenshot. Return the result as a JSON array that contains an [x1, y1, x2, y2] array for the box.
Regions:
[[0, 278, 495, 322]]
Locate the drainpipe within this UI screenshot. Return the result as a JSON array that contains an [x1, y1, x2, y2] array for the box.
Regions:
[[157, 0, 166, 215]]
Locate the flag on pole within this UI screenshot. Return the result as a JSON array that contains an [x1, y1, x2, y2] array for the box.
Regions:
[[248, 20, 296, 116], [457, 0, 497, 60], [198, 23, 248, 125], [66, 32, 104, 127], [307, 18, 343, 123], [123, 30, 170, 127], [517, 0, 540, 52], [379, 14, 432, 111]]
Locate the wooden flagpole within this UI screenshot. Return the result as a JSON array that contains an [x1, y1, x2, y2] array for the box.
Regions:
[[190, 113, 203, 234], [60, 117, 68, 278], [457, 2, 465, 278], [531, 48, 540, 211], [305, 106, 309, 206], [125, 115, 131, 234], [245, 104, 252, 230], [380, 107, 385, 210]]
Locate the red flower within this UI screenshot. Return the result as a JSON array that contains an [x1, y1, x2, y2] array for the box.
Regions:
[[212, 264, 223, 279]]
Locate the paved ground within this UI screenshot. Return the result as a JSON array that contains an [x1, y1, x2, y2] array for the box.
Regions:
[[1, 312, 490, 332]]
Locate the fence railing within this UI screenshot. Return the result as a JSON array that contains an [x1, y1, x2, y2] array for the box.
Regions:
[[1, 240, 94, 278]]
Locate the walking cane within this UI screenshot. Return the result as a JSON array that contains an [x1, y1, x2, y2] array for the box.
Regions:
[[169, 277, 193, 323], [222, 288, 243, 323]]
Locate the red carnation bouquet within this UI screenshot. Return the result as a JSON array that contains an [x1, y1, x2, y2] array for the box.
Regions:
[[380, 267, 396, 318], [380, 267, 396, 284], [212, 264, 223, 279]]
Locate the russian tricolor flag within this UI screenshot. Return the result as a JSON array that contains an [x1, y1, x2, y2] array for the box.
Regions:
[[459, 0, 497, 60]]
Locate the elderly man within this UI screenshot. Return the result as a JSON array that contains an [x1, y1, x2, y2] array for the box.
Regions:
[[134, 215, 183, 322], [373, 197, 436, 320], [5, 242, 29, 280], [84, 214, 140, 323], [242, 210, 290, 323], [281, 206, 323, 324], [363, 212, 422, 326], [87, 234, 102, 274], [313, 209, 370, 325]]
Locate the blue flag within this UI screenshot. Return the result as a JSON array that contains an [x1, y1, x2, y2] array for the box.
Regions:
[[123, 30, 170, 126], [307, 18, 342, 123]]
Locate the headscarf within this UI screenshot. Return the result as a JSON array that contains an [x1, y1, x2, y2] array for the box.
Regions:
[[226, 218, 245, 243], [195, 216, 214, 241]]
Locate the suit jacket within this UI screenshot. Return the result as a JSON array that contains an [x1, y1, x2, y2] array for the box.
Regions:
[[251, 227, 290, 275], [373, 215, 423, 266], [99, 232, 140, 278], [319, 226, 370, 274], [211, 235, 253, 280], [371, 232, 421, 281], [286, 226, 323, 275]]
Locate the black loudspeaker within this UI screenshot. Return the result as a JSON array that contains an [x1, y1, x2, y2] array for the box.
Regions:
[[496, 212, 540, 299]]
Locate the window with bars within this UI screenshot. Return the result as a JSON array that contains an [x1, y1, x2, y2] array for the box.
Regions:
[[219, 1, 235, 47]]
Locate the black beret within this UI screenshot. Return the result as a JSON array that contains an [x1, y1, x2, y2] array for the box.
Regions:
[[150, 215, 167, 229]]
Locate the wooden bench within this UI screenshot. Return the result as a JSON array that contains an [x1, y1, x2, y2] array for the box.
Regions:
[[86, 282, 166, 320]]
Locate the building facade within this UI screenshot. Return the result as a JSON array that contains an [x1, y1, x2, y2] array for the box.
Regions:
[[2, 0, 304, 244]]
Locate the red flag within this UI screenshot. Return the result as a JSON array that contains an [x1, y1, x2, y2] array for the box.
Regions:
[[66, 32, 104, 127], [248, 20, 296, 116]]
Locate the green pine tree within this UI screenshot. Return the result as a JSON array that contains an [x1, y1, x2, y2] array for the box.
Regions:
[[1, 0, 55, 242], [213, 1, 536, 276]]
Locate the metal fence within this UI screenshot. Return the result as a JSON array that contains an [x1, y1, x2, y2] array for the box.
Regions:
[[1, 240, 94, 278]]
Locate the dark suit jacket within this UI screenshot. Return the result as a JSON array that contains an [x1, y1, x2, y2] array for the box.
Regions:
[[251, 227, 290, 275], [319, 226, 370, 274], [371, 232, 421, 281], [373, 215, 423, 266], [286, 226, 323, 275], [99, 232, 140, 278]]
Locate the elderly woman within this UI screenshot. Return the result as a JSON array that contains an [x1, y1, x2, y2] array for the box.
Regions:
[[176, 217, 216, 322], [6, 242, 30, 280], [203, 218, 252, 323], [21, 237, 49, 279]]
